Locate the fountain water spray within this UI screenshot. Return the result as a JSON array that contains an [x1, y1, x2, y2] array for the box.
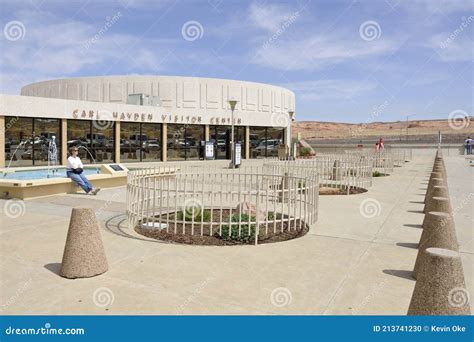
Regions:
[[3, 137, 32, 176], [78, 146, 101, 173], [47, 136, 58, 178]]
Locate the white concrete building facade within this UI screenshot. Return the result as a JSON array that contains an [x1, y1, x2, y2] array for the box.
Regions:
[[1, 76, 295, 167]]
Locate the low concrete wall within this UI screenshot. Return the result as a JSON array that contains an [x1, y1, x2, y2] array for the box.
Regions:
[[0, 173, 127, 200]]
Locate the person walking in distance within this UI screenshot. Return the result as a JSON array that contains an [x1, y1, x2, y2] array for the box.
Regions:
[[465, 136, 472, 155]]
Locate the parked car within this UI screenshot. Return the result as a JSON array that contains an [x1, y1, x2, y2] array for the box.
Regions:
[[254, 139, 281, 155], [143, 139, 160, 152]]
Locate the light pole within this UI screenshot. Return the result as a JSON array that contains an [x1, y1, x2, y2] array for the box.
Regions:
[[228, 99, 238, 168], [288, 111, 295, 158]]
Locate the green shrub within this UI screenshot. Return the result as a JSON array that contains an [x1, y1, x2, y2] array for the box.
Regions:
[[267, 211, 283, 220], [177, 208, 212, 222], [299, 147, 312, 157], [217, 214, 257, 242], [372, 171, 384, 177]]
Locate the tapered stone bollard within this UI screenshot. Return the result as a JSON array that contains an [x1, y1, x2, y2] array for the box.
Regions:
[[408, 248, 470, 315], [432, 162, 446, 174], [424, 178, 446, 203], [424, 185, 449, 209], [424, 183, 448, 211], [59, 207, 108, 279], [413, 212, 458, 279], [432, 166, 445, 175], [423, 196, 452, 215], [428, 171, 443, 180]]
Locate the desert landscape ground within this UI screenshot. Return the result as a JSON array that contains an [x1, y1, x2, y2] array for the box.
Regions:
[[293, 119, 474, 143]]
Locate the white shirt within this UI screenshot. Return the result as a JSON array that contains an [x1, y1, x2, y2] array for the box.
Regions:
[[67, 156, 84, 170]]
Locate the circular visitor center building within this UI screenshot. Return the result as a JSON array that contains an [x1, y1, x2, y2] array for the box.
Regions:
[[0, 75, 295, 167]]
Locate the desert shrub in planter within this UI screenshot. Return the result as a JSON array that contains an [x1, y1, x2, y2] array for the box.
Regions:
[[217, 214, 257, 242], [299, 147, 312, 157], [177, 208, 212, 222], [267, 211, 283, 220], [372, 171, 386, 177]]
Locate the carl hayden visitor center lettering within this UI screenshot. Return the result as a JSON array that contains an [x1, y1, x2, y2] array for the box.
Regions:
[[0, 75, 295, 167]]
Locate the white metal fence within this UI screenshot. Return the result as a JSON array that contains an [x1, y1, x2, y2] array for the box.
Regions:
[[264, 156, 373, 194], [323, 151, 395, 175], [391, 148, 413, 166], [126, 165, 319, 245]]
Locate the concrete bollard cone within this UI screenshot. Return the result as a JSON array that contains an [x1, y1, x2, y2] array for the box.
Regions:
[[59, 207, 108, 279], [432, 165, 445, 174], [408, 248, 470, 315], [432, 162, 446, 174], [423, 196, 452, 215], [413, 212, 458, 279], [424, 178, 446, 203], [424, 185, 449, 208], [428, 171, 443, 180], [424, 182, 448, 211]]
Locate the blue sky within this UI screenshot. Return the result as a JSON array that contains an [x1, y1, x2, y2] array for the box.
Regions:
[[0, 0, 472, 123]]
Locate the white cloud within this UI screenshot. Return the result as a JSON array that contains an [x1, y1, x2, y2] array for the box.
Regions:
[[248, 2, 298, 32], [427, 33, 473, 62], [284, 79, 377, 101], [399, 0, 473, 13], [0, 9, 174, 94], [254, 33, 397, 71]]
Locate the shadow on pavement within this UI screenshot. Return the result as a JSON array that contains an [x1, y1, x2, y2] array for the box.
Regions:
[[396, 242, 418, 249], [383, 269, 415, 281]]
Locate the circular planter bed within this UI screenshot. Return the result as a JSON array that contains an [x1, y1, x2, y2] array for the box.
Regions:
[[319, 186, 367, 195], [135, 209, 309, 246], [372, 171, 389, 177]]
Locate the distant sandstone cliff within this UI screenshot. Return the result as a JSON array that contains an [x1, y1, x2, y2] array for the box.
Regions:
[[292, 119, 473, 141]]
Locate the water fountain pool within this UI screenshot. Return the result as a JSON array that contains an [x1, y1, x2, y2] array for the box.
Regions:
[[2, 168, 100, 180]]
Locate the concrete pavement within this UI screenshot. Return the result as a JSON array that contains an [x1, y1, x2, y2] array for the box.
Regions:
[[0, 154, 472, 315]]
